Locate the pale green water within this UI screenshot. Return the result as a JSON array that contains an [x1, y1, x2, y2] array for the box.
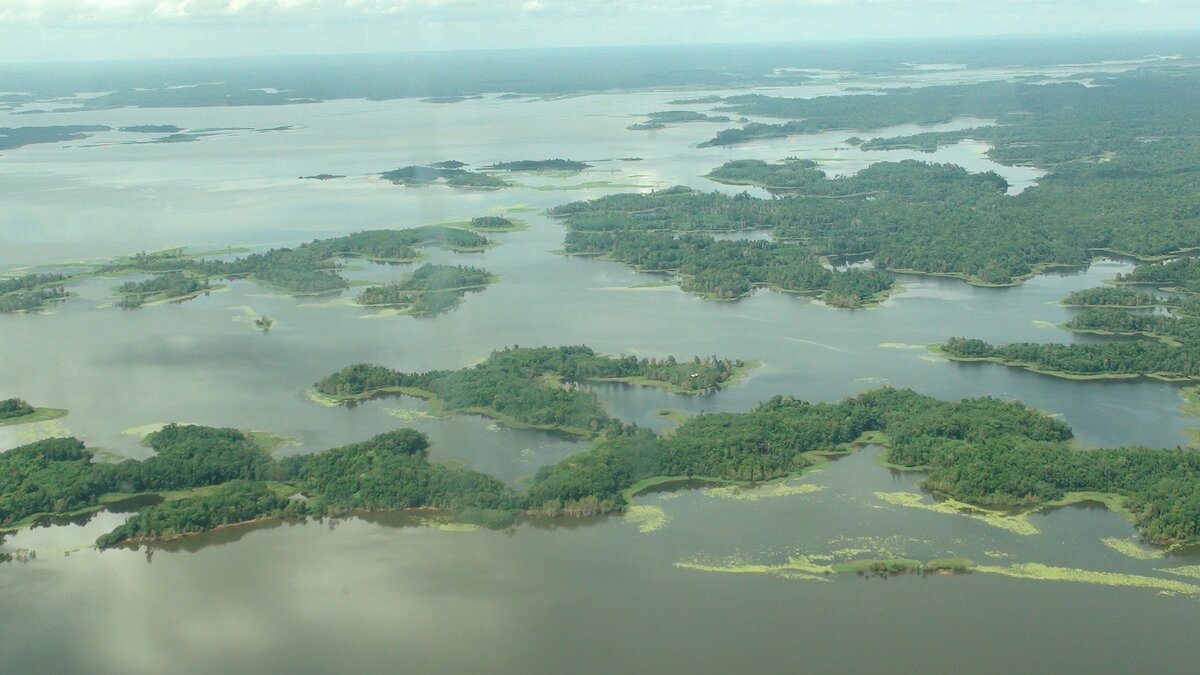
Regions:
[[2, 56, 1199, 674]]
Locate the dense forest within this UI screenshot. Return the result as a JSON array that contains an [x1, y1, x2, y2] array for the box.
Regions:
[[315, 346, 748, 435], [1061, 287, 1163, 308], [554, 70, 1200, 286], [102, 227, 491, 296], [9, 385, 1200, 548], [356, 263, 494, 316], [467, 216, 521, 231], [564, 230, 892, 306], [940, 334, 1200, 380]]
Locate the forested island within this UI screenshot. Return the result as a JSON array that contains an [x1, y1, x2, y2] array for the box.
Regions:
[[627, 111, 730, 130], [0, 273, 68, 312], [100, 227, 491, 296], [9, 383, 1200, 551], [0, 399, 66, 427], [356, 263, 495, 316], [314, 346, 751, 436], [563, 230, 893, 307], [114, 272, 213, 309], [381, 164, 508, 189], [465, 216, 523, 232], [485, 159, 590, 172]]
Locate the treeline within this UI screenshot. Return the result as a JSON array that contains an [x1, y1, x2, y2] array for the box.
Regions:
[[115, 272, 210, 309], [1066, 308, 1200, 344], [1062, 287, 1161, 308], [468, 216, 519, 231], [0, 273, 68, 313], [0, 398, 34, 420], [315, 346, 748, 434], [101, 228, 491, 296], [563, 230, 892, 306], [940, 336, 1200, 380], [356, 263, 494, 316], [1118, 257, 1200, 293]]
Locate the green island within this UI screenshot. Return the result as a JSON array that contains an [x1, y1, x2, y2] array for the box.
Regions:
[[546, 70, 1199, 289], [0, 398, 67, 427], [356, 263, 496, 316], [628, 111, 730, 130], [0, 125, 111, 151], [381, 163, 508, 189], [561, 229, 893, 307], [10, 381, 1200, 551], [463, 216, 525, 232], [313, 346, 751, 436], [98, 227, 492, 296], [114, 272, 213, 309], [0, 272, 69, 313], [484, 159, 590, 172], [299, 173, 344, 180], [119, 125, 183, 134]]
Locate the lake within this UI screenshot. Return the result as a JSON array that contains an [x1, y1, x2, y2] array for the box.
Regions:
[[2, 50, 1199, 674]]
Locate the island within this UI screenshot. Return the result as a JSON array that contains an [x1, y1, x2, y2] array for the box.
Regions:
[[0, 273, 68, 312], [114, 272, 213, 309], [381, 164, 508, 189], [0, 125, 110, 151], [6, 383, 1200, 552], [313, 346, 752, 436], [484, 159, 591, 172], [100, 227, 493, 297], [299, 173, 345, 180], [356, 263, 496, 316], [0, 398, 67, 428], [118, 125, 183, 134], [627, 110, 730, 130]]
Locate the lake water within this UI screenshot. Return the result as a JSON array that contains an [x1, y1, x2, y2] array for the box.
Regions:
[[2, 55, 1199, 674]]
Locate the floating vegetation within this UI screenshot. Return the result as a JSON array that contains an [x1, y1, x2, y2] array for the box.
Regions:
[[878, 342, 929, 350], [704, 481, 824, 501], [974, 563, 1200, 596], [418, 518, 481, 533], [385, 408, 433, 423], [1101, 537, 1165, 560], [1160, 565, 1200, 580], [625, 505, 670, 533], [1032, 319, 1057, 329], [874, 491, 1039, 536], [675, 554, 831, 581]]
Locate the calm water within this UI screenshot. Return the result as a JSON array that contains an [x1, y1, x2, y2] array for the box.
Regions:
[[3, 55, 1200, 674]]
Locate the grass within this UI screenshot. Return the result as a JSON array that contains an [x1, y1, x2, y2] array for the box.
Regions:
[[874, 491, 1040, 536], [703, 480, 823, 502], [651, 408, 689, 425], [0, 407, 67, 427], [974, 562, 1200, 596], [1101, 537, 1164, 560]]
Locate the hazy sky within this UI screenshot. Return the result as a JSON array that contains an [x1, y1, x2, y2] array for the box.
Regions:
[[0, 0, 1196, 63]]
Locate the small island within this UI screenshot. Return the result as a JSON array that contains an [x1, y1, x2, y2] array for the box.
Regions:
[[115, 272, 213, 309], [299, 173, 345, 181], [0, 398, 67, 427], [0, 273, 68, 313], [313, 346, 754, 436], [119, 125, 183, 134], [356, 263, 496, 316], [627, 110, 730, 130], [381, 163, 508, 189], [484, 159, 591, 172]]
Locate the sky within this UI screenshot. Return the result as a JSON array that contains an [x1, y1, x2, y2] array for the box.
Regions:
[[0, 0, 1196, 63]]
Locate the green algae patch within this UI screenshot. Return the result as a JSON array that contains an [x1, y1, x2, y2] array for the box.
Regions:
[[625, 505, 670, 533], [675, 555, 832, 581], [1042, 492, 1134, 522], [1160, 565, 1200, 580], [704, 481, 823, 501], [974, 563, 1200, 595], [384, 407, 434, 423], [1101, 537, 1165, 560], [0, 407, 67, 427], [418, 518, 482, 533], [874, 491, 1039, 536]]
